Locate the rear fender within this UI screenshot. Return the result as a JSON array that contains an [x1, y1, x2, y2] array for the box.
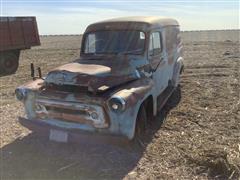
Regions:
[[172, 57, 184, 86]]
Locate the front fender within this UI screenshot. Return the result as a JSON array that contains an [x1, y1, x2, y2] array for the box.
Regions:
[[108, 78, 154, 139], [15, 79, 44, 118]]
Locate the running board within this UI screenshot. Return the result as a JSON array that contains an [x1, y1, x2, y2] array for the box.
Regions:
[[157, 85, 175, 112]]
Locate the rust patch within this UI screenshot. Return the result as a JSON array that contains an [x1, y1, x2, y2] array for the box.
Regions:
[[36, 111, 95, 127], [53, 63, 111, 75], [20, 79, 44, 91], [35, 98, 109, 128]]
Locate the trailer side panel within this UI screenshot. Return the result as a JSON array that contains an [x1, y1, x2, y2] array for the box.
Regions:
[[0, 17, 40, 51]]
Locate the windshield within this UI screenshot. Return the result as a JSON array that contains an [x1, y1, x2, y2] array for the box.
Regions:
[[83, 30, 145, 55]]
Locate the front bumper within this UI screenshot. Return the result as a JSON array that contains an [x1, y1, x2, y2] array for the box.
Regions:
[[19, 117, 128, 144]]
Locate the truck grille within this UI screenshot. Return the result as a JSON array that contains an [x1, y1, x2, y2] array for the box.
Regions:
[[46, 84, 89, 93], [35, 99, 108, 128]]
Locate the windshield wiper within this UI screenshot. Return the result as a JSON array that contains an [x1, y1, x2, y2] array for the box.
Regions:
[[84, 49, 143, 56], [118, 49, 143, 55]]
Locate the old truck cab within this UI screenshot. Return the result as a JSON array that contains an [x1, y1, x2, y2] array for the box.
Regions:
[[15, 16, 184, 142]]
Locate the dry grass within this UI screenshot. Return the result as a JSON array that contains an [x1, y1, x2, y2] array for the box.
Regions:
[[0, 31, 239, 180]]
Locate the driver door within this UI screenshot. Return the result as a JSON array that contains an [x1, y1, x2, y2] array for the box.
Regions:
[[148, 31, 168, 95]]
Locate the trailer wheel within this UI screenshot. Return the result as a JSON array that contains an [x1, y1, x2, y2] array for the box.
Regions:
[[134, 104, 147, 140], [0, 51, 20, 74]]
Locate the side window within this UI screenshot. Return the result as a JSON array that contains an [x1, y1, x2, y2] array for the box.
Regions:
[[148, 32, 162, 56], [84, 34, 96, 53]]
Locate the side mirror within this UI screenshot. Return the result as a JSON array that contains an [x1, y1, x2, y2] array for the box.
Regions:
[[30, 63, 43, 80], [30, 63, 35, 80], [37, 67, 42, 79]]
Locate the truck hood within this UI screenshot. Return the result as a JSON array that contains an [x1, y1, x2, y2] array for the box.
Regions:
[[45, 61, 140, 93]]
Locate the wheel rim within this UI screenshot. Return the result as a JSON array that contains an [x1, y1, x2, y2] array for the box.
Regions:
[[1, 55, 18, 74]]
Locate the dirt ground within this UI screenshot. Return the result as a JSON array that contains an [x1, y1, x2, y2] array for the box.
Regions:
[[0, 30, 239, 180]]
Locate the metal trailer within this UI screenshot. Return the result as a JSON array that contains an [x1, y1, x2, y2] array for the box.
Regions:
[[0, 16, 40, 74]]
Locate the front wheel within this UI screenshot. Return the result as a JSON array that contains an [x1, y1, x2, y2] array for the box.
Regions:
[[134, 104, 147, 140], [0, 51, 20, 74]]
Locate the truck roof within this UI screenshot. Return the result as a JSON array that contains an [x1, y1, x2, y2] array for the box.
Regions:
[[0, 16, 36, 21], [85, 16, 179, 32], [99, 16, 178, 26]]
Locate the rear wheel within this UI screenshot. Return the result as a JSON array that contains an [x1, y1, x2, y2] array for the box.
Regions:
[[0, 50, 20, 74]]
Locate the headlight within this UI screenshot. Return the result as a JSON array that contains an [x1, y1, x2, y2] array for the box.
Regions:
[[90, 112, 98, 120], [108, 96, 126, 112], [35, 104, 47, 113], [15, 88, 27, 101]]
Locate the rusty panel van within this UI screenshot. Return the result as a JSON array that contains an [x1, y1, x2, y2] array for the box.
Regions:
[[15, 16, 184, 142]]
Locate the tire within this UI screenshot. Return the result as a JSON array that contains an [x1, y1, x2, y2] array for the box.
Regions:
[[134, 104, 147, 140], [0, 51, 20, 74]]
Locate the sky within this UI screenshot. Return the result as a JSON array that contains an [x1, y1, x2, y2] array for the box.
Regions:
[[1, 0, 239, 35]]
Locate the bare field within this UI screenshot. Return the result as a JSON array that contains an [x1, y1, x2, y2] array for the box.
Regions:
[[0, 30, 240, 180]]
